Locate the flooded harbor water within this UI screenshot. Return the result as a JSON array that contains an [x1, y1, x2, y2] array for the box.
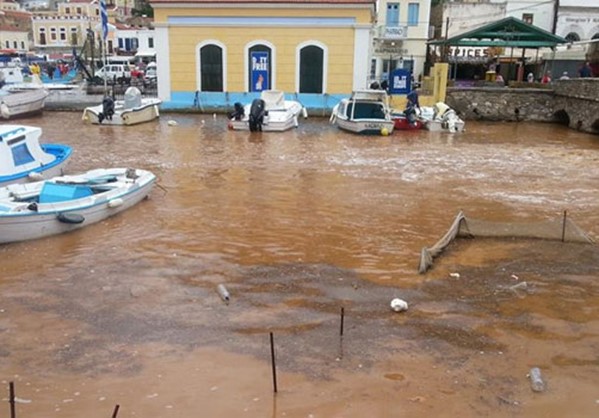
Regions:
[[1, 113, 599, 417]]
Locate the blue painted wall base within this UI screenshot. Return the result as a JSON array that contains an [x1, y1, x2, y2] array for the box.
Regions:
[[162, 91, 348, 115]]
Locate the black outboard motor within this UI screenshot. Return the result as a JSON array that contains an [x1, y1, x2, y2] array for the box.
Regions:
[[228, 102, 245, 121], [98, 96, 115, 123], [248, 99, 266, 132]]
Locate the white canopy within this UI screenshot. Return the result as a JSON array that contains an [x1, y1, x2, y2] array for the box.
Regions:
[[0, 125, 54, 176], [135, 50, 156, 58]]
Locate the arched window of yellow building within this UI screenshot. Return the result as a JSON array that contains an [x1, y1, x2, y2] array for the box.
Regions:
[[299, 45, 324, 94], [200, 44, 223, 92]]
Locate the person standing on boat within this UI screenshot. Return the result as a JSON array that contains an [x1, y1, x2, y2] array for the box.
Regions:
[[380, 79, 389, 92], [405, 90, 420, 125]]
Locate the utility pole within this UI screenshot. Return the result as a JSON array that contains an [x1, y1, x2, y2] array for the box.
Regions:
[[444, 17, 449, 61], [552, 0, 560, 34]]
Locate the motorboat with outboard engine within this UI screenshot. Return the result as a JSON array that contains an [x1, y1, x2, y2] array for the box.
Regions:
[[82, 87, 162, 126], [0, 125, 72, 188], [228, 90, 307, 132], [330, 90, 395, 135], [420, 102, 465, 133], [0, 167, 156, 244]]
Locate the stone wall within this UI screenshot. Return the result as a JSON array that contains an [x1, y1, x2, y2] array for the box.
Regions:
[[445, 79, 599, 134], [553, 79, 599, 132], [446, 87, 555, 122]]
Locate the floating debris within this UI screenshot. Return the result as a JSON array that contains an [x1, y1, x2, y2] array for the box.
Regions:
[[216, 284, 230, 303], [528, 367, 546, 392], [390, 298, 408, 312]]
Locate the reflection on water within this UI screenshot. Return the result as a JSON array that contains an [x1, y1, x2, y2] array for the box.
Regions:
[[1, 113, 599, 417]]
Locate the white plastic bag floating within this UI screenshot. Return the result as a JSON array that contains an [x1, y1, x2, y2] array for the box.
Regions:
[[390, 298, 408, 312]]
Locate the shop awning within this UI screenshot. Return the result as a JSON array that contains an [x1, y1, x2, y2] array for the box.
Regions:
[[428, 17, 567, 49], [135, 50, 156, 58]]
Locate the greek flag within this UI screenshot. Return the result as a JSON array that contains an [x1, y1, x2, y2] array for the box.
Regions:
[[100, 0, 108, 40]]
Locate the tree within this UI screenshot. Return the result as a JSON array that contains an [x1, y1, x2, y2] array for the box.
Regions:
[[131, 0, 153, 18]]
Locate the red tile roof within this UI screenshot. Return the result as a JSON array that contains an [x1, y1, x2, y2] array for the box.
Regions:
[[150, 0, 373, 4], [0, 24, 27, 32], [1, 10, 32, 18]]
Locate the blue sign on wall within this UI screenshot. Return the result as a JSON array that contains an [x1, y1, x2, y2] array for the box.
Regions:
[[250, 51, 269, 92], [388, 69, 411, 95]]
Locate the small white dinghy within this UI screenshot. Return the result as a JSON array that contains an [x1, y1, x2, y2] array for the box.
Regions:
[[0, 89, 49, 120], [330, 90, 395, 135], [0, 167, 156, 244], [420, 102, 465, 133], [0, 125, 72, 188], [82, 87, 162, 126], [228, 90, 307, 132]]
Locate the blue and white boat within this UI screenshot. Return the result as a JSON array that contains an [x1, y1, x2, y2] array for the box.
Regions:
[[329, 90, 395, 135], [0, 125, 72, 188], [0, 167, 156, 244]]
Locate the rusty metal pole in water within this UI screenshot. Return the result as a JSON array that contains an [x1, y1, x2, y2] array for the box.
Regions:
[[9, 381, 16, 418], [561, 210, 567, 242], [340, 307, 345, 336], [270, 332, 278, 393], [111, 404, 120, 418]]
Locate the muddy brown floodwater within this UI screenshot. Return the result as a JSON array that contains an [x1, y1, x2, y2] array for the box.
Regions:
[[1, 113, 599, 418]]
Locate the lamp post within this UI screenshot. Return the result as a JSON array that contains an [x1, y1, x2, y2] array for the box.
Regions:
[[389, 41, 395, 78]]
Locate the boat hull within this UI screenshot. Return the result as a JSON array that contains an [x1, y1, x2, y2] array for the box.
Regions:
[[228, 101, 305, 132], [229, 114, 299, 132], [424, 119, 465, 133], [0, 90, 49, 119], [0, 171, 155, 244], [82, 99, 161, 126], [392, 114, 423, 130], [334, 117, 395, 135]]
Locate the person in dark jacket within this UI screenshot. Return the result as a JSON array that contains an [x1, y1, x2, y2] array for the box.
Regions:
[[579, 61, 593, 78]]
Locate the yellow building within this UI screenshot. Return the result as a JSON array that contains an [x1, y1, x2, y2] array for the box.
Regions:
[[31, 0, 117, 57], [149, 0, 376, 110]]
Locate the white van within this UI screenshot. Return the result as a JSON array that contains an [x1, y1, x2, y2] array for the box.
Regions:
[[95, 64, 131, 83]]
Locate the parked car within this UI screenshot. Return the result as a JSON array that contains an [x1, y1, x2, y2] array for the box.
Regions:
[[94, 64, 132, 84]]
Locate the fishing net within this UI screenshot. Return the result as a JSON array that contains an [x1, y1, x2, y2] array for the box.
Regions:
[[418, 211, 595, 273]]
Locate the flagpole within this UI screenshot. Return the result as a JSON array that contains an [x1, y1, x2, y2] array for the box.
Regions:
[[100, 0, 108, 95], [103, 38, 108, 95]]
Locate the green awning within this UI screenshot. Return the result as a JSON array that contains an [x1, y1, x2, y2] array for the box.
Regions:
[[428, 16, 567, 49]]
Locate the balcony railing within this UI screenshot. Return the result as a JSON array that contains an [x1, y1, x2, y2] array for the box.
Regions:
[[377, 25, 408, 40]]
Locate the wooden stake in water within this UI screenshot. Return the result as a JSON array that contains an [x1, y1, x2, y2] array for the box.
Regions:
[[561, 210, 567, 242], [340, 307, 345, 336], [9, 381, 16, 418], [111, 404, 120, 418], [270, 332, 278, 393]]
